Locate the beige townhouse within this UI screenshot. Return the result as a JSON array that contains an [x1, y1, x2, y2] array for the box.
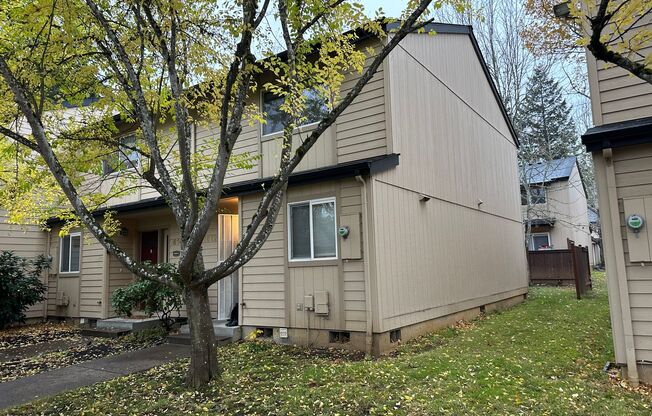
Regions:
[[522, 156, 595, 264], [581, 19, 652, 383], [3, 23, 528, 354]]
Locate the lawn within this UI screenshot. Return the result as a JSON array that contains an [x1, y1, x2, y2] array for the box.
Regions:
[[4, 272, 652, 415]]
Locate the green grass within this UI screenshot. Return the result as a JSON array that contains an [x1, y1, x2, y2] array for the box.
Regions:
[[5, 273, 652, 415]]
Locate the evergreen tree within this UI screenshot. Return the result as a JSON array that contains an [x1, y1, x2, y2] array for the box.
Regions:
[[516, 65, 580, 163]]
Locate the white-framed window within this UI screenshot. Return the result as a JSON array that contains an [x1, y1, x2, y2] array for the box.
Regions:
[[102, 134, 140, 175], [528, 233, 551, 251], [262, 88, 328, 137], [288, 197, 337, 261], [60, 232, 81, 273]]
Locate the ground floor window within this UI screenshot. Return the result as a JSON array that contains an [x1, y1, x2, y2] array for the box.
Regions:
[[288, 197, 337, 261], [528, 233, 551, 251], [60, 232, 81, 273]]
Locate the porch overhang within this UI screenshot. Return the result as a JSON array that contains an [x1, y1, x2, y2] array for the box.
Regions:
[[47, 153, 399, 226], [525, 218, 556, 227], [582, 116, 652, 152]]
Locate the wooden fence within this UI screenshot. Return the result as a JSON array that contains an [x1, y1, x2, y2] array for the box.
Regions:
[[527, 239, 592, 299]]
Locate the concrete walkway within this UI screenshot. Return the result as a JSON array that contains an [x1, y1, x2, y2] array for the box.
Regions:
[[0, 343, 189, 410]]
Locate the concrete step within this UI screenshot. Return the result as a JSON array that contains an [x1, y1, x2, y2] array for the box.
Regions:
[[167, 334, 233, 346], [81, 327, 131, 338], [96, 317, 162, 331], [179, 320, 241, 340]]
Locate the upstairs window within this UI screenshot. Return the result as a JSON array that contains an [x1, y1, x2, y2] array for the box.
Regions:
[[103, 134, 140, 175], [522, 187, 546, 205], [60, 232, 81, 273], [262, 88, 328, 136], [288, 198, 337, 261]]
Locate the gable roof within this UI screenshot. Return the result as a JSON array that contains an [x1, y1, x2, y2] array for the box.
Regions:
[[385, 22, 519, 146], [523, 156, 577, 185], [270, 21, 519, 147]]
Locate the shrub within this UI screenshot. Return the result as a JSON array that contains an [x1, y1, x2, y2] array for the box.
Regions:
[[0, 251, 49, 329], [111, 263, 182, 331]]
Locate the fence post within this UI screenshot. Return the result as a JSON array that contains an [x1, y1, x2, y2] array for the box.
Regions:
[[568, 239, 581, 299]]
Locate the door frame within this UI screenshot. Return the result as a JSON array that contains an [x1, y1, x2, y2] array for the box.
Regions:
[[217, 213, 240, 321]]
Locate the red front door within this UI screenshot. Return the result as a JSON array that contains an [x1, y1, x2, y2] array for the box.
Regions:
[[140, 231, 159, 263]]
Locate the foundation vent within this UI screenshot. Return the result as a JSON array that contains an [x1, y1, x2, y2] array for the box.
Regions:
[[329, 331, 350, 344]]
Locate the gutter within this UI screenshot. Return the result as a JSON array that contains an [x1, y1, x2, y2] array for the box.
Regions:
[[46, 154, 399, 226], [43, 230, 51, 321]]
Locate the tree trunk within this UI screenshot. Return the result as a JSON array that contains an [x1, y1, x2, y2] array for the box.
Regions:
[[184, 285, 219, 387]]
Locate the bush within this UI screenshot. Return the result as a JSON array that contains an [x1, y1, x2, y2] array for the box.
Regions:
[[0, 251, 49, 329], [111, 264, 182, 331]]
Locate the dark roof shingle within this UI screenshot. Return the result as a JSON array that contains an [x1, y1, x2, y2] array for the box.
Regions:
[[523, 156, 577, 185]]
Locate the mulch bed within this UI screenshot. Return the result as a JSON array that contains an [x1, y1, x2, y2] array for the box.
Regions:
[[0, 323, 166, 382], [0, 322, 79, 350]]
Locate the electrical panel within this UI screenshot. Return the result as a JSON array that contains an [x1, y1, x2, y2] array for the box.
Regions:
[[314, 291, 329, 316], [304, 294, 314, 311]]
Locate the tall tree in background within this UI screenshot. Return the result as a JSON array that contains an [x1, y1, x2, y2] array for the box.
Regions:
[[516, 65, 579, 162], [0, 0, 450, 388]]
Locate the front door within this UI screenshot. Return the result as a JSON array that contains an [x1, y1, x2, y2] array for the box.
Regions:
[[141, 231, 159, 263], [218, 214, 240, 320]]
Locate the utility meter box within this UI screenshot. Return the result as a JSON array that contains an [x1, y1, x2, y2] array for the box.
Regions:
[[304, 294, 314, 311], [314, 291, 329, 316], [623, 197, 652, 262]]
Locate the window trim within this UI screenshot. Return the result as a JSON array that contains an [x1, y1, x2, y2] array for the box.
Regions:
[[528, 232, 551, 251], [287, 197, 338, 262], [59, 231, 82, 274], [260, 89, 327, 139]]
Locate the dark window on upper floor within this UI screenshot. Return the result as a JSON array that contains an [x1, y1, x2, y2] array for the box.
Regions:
[[262, 88, 328, 136]]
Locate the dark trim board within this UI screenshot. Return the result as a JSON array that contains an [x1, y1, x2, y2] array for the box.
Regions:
[[582, 117, 652, 151], [47, 154, 399, 226]]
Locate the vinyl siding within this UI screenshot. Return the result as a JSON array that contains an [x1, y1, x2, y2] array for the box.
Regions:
[[593, 143, 652, 365], [614, 145, 652, 362], [586, 16, 652, 125], [240, 194, 287, 327], [47, 226, 92, 318], [0, 212, 48, 319], [92, 38, 387, 209], [239, 178, 367, 331], [371, 32, 528, 333]]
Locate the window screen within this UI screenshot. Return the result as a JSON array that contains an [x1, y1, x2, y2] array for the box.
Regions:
[[288, 198, 337, 260]]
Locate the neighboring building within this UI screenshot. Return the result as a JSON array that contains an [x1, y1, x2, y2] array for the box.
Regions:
[[5, 23, 528, 354], [521, 156, 595, 264], [581, 20, 652, 383], [588, 207, 603, 267]]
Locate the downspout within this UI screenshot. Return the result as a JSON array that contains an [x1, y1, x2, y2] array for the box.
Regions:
[[43, 229, 51, 321], [355, 175, 373, 357]]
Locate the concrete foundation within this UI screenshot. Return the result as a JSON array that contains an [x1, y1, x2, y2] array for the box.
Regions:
[[622, 363, 652, 386], [96, 317, 162, 331], [242, 293, 527, 355]]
